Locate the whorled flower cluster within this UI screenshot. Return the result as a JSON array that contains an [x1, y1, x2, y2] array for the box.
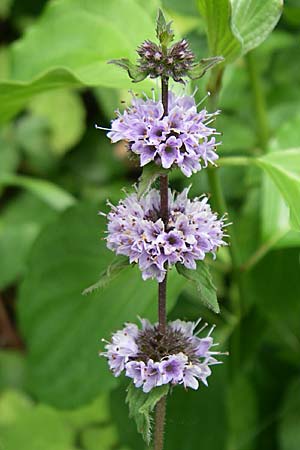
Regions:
[[105, 188, 226, 282], [137, 39, 195, 82], [101, 318, 224, 393], [104, 91, 220, 177]]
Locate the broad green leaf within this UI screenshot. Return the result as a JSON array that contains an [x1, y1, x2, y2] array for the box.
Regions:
[[17, 202, 185, 408], [279, 379, 300, 450], [198, 0, 241, 62], [0, 402, 74, 450], [176, 261, 220, 313], [126, 383, 168, 445], [29, 89, 86, 155], [0, 127, 20, 180], [248, 249, 300, 361], [0, 193, 58, 289], [261, 175, 300, 249], [260, 116, 300, 250], [82, 255, 130, 295], [164, 367, 227, 449], [230, 0, 283, 55], [0, 0, 156, 123], [60, 393, 110, 429], [0, 173, 75, 211], [81, 425, 119, 450], [197, 0, 283, 62], [226, 375, 258, 450], [0, 390, 32, 426], [256, 149, 300, 230]]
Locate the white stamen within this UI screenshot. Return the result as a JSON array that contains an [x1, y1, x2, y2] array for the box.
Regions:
[[207, 324, 216, 336], [196, 322, 208, 335], [196, 91, 211, 108], [95, 124, 112, 131]]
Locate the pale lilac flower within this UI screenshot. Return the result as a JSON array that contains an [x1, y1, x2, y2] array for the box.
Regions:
[[104, 187, 227, 282], [101, 318, 226, 393], [98, 91, 220, 176]]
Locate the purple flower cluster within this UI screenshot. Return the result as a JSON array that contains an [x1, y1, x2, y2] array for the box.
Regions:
[[105, 188, 226, 282], [105, 91, 220, 177], [101, 318, 224, 393]]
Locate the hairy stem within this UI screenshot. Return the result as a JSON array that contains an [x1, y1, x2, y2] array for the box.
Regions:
[[154, 396, 167, 450], [154, 76, 169, 450], [158, 76, 169, 335]]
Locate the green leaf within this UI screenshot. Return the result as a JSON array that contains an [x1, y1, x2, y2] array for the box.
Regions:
[[17, 202, 185, 408], [138, 164, 167, 198], [187, 56, 224, 79], [0, 0, 156, 123], [0, 127, 20, 179], [227, 375, 258, 450], [0, 193, 58, 289], [126, 383, 168, 445], [60, 393, 110, 429], [108, 58, 148, 82], [256, 149, 300, 230], [248, 249, 300, 361], [279, 378, 300, 450], [0, 351, 26, 392], [28, 89, 86, 155], [0, 173, 75, 211], [156, 9, 175, 47], [0, 390, 32, 426], [81, 425, 119, 450], [197, 0, 283, 62], [176, 261, 220, 313], [82, 255, 130, 295], [0, 401, 74, 450]]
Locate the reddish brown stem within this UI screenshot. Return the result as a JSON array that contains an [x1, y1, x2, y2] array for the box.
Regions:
[[158, 76, 169, 334], [154, 76, 169, 450]]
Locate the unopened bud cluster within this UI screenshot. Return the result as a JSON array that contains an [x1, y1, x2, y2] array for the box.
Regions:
[[137, 39, 195, 82]]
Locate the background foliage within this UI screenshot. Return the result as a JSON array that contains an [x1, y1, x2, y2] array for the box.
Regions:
[[0, 0, 300, 449]]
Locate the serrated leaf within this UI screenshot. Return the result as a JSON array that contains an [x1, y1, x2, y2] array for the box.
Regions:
[[176, 261, 220, 313], [126, 383, 169, 445], [82, 256, 130, 295], [108, 58, 148, 82], [138, 164, 167, 198], [256, 149, 300, 230], [187, 56, 224, 79], [198, 0, 283, 62]]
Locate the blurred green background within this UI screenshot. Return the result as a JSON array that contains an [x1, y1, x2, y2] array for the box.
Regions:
[[0, 0, 300, 449]]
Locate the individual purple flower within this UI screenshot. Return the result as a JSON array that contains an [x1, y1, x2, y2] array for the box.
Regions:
[[98, 91, 220, 177], [101, 318, 226, 393], [104, 187, 227, 282]]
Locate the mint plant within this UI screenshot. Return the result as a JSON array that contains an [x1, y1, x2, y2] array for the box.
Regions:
[[94, 11, 228, 449]]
